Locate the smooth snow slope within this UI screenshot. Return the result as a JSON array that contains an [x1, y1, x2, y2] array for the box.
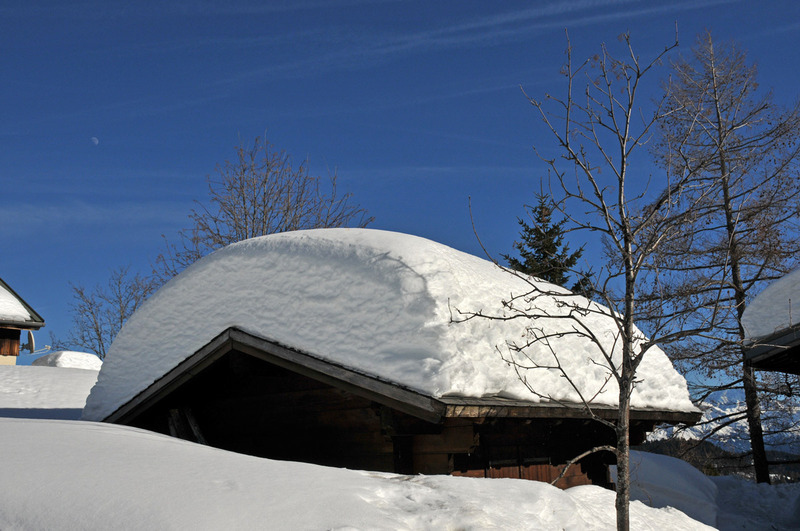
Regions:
[[0, 418, 713, 531], [0, 365, 98, 419], [84, 229, 694, 421]]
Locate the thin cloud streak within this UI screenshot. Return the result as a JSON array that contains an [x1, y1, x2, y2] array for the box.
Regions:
[[213, 0, 741, 86], [0, 0, 400, 20], [346, 164, 535, 180], [0, 201, 188, 238]]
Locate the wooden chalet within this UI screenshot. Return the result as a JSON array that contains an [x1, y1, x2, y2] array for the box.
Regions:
[[0, 277, 45, 365], [108, 327, 699, 489], [86, 229, 701, 489]]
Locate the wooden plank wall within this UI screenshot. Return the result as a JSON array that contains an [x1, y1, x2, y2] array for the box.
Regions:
[[127, 349, 615, 489], [0, 328, 20, 357], [452, 460, 592, 489]]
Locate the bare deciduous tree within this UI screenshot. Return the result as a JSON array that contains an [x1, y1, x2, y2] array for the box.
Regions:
[[65, 136, 372, 355], [649, 32, 800, 483], [525, 33, 693, 531], [65, 266, 157, 359], [461, 32, 718, 531], [154, 135, 373, 282]]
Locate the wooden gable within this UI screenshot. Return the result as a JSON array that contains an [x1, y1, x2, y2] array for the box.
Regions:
[[0, 278, 45, 362]]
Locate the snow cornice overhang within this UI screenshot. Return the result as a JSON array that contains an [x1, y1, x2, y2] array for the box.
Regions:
[[102, 327, 700, 426]]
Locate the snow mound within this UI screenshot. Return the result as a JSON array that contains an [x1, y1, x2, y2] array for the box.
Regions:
[[627, 450, 718, 527], [742, 267, 800, 339], [0, 418, 714, 530], [712, 474, 800, 530], [0, 365, 98, 420], [0, 282, 31, 322], [33, 350, 103, 370], [84, 229, 695, 421]]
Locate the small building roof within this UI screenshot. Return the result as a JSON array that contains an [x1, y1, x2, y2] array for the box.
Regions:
[[0, 277, 45, 330], [83, 229, 696, 422], [742, 268, 800, 341], [743, 269, 800, 374]]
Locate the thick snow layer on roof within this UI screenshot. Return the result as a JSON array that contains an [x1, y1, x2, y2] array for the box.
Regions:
[[0, 282, 32, 322], [83, 229, 694, 421], [32, 351, 103, 370], [742, 268, 800, 339]]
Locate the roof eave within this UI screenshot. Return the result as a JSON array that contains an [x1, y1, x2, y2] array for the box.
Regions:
[[745, 325, 800, 375], [103, 327, 447, 425], [0, 277, 45, 329], [0, 319, 45, 330], [103, 326, 701, 428], [439, 396, 701, 425]]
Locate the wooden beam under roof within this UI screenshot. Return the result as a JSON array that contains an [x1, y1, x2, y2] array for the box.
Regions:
[[104, 327, 701, 426]]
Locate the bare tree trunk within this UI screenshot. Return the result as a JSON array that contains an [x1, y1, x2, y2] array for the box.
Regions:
[[717, 127, 771, 483], [709, 40, 771, 483], [743, 362, 771, 483], [615, 390, 631, 531]]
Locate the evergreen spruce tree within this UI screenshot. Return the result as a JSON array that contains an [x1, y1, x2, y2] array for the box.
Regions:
[[504, 193, 588, 292]]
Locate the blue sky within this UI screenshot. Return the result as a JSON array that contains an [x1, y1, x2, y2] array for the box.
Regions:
[[3, 0, 800, 355]]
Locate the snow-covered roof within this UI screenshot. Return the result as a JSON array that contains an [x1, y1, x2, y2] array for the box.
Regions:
[[0, 277, 44, 329], [742, 268, 800, 340], [83, 229, 694, 421], [32, 351, 103, 371]]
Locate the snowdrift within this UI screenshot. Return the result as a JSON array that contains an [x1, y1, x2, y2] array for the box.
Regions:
[[32, 350, 102, 370]]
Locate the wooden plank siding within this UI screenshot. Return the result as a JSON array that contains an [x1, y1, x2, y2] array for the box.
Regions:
[[0, 328, 20, 357], [452, 452, 600, 488]]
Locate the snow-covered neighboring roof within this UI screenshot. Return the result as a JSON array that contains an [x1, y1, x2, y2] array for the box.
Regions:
[[742, 268, 800, 340], [83, 229, 695, 421], [33, 351, 103, 371], [0, 277, 44, 328]]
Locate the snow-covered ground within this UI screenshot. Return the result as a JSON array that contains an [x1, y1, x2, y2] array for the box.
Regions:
[[0, 418, 718, 531], [2, 364, 799, 529]]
